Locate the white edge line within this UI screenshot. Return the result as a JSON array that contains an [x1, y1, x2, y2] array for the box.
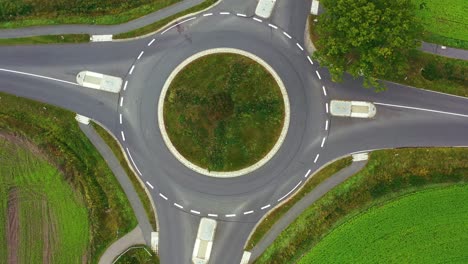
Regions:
[[126, 148, 143, 176], [243, 210, 254, 215], [374, 102, 468, 118], [174, 203, 183, 209], [314, 154, 320, 163], [261, 204, 271, 210], [253, 17, 262, 22], [145, 181, 154, 189], [307, 56, 313, 65], [121, 131, 126, 141], [147, 39, 155, 46], [161, 17, 196, 35], [225, 214, 236, 218], [208, 213, 218, 217], [119, 114, 123, 124], [0, 68, 78, 86], [120, 97, 124, 107], [322, 86, 327, 96], [191, 210, 201, 215], [325, 119, 329, 130], [283, 31, 292, 39], [236, 13, 247, 17], [123, 80, 128, 91], [316, 70, 322, 79], [326, 103, 329, 113], [296, 43, 304, 51], [203, 13, 213, 16], [159, 193, 168, 200], [304, 169, 312, 178], [278, 180, 303, 202], [137, 51, 144, 60], [321, 137, 326, 148], [268, 23, 278, 29], [129, 65, 135, 75]]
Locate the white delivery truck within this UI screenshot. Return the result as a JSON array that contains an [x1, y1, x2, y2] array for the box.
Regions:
[[76, 71, 122, 93], [192, 218, 217, 264], [330, 100, 377, 118]]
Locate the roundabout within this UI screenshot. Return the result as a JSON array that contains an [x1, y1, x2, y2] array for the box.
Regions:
[[158, 48, 290, 177]]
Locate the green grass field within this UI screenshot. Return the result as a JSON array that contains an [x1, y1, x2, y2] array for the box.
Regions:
[[300, 185, 468, 263], [164, 53, 285, 171], [0, 0, 180, 29], [0, 136, 89, 263], [411, 0, 468, 48], [0, 92, 137, 262], [114, 245, 160, 264], [254, 148, 468, 264]]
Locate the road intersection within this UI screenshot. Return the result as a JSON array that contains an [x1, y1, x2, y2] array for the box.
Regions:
[[0, 0, 467, 263]]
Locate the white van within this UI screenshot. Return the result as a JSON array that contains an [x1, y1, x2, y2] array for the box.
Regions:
[[192, 218, 217, 264]]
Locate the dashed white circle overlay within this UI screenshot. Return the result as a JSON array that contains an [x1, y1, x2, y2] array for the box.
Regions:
[[158, 48, 290, 178]]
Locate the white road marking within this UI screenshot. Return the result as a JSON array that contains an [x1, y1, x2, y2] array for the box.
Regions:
[[191, 210, 201, 215], [121, 131, 126, 141], [307, 56, 313, 65], [174, 203, 183, 209], [278, 181, 302, 202], [283, 31, 292, 39], [119, 114, 123, 124], [315, 70, 322, 79], [268, 23, 278, 29], [322, 86, 327, 96], [203, 13, 213, 17], [325, 119, 329, 130], [243, 210, 254, 215], [220, 12, 230, 15], [129, 65, 135, 75], [321, 137, 326, 148], [147, 39, 155, 46], [253, 17, 262, 23], [208, 213, 218, 217], [261, 204, 271, 210], [296, 43, 304, 51], [237, 13, 247, 17], [304, 169, 312, 178], [161, 17, 196, 35], [374, 102, 468, 118], [159, 193, 168, 200], [120, 97, 124, 107], [225, 214, 236, 218], [314, 154, 320, 163], [123, 80, 128, 91], [126, 148, 143, 176], [137, 51, 144, 60], [326, 102, 329, 113], [146, 181, 154, 189], [0, 68, 78, 86]]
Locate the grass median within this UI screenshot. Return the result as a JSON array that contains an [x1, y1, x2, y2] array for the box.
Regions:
[[245, 157, 352, 250], [93, 122, 157, 230], [254, 148, 468, 264], [0, 34, 90, 45], [163, 53, 285, 171], [114, 0, 217, 39], [0, 92, 138, 262]]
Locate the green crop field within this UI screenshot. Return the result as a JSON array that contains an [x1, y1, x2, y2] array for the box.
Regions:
[[411, 0, 468, 48], [164, 53, 285, 171], [300, 184, 468, 263], [0, 136, 89, 263]]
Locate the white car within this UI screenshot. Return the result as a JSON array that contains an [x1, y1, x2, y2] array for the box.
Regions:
[[330, 100, 376, 118], [76, 71, 122, 93], [192, 218, 217, 264], [255, 0, 276, 19]]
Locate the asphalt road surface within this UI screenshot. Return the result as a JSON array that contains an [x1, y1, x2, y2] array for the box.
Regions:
[[0, 1, 467, 263]]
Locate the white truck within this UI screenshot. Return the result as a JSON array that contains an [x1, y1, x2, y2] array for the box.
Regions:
[[192, 218, 217, 264], [76, 71, 122, 93], [330, 100, 377, 118], [255, 0, 276, 19]]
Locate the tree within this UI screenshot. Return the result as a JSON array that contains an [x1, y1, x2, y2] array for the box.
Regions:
[[314, 0, 422, 90]]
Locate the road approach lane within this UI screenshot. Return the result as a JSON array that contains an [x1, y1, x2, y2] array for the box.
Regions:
[[1, 4, 467, 264]]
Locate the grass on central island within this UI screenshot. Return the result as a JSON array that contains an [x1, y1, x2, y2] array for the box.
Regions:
[[299, 184, 468, 263], [163, 53, 285, 171]]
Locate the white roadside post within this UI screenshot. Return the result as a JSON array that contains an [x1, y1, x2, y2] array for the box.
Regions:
[[240, 251, 251, 264], [75, 114, 90, 125], [151, 232, 159, 253]]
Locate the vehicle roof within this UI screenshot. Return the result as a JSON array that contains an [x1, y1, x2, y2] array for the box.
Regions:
[[198, 218, 217, 241]]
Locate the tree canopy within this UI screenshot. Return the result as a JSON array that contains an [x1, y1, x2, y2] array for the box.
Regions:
[[314, 0, 422, 89]]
